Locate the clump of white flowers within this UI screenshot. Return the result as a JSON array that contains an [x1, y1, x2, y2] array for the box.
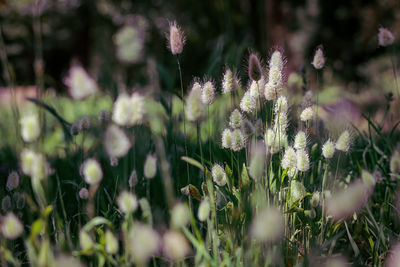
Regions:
[[144, 154, 157, 179], [265, 50, 285, 100], [82, 158, 103, 185], [378, 27, 395, 47], [229, 109, 243, 129], [212, 164, 227, 186], [104, 124, 131, 158], [167, 21, 185, 55], [186, 82, 206, 122], [1, 212, 23, 239], [322, 139, 336, 159], [201, 80, 215, 105], [294, 131, 307, 150], [64, 65, 98, 100], [112, 92, 145, 127], [336, 130, 351, 152], [117, 191, 138, 214], [311, 46, 326, 69], [300, 107, 314, 122], [251, 206, 284, 243], [20, 111, 40, 142]]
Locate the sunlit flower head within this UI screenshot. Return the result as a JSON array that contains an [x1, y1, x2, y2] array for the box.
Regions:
[[104, 124, 131, 158], [378, 27, 395, 47], [1, 212, 23, 239], [212, 164, 227, 186], [64, 65, 98, 100], [144, 154, 157, 179], [117, 191, 138, 214], [82, 158, 103, 185], [167, 21, 185, 55]]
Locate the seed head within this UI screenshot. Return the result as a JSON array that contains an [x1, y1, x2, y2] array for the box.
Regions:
[[20, 112, 40, 143], [201, 80, 215, 105], [296, 149, 310, 172], [222, 68, 239, 94], [362, 169, 376, 189], [2, 196, 11, 212], [144, 154, 157, 179], [231, 129, 245, 151], [1, 212, 23, 239], [378, 27, 395, 47], [82, 158, 103, 185], [163, 231, 191, 260], [229, 109, 243, 129], [281, 146, 297, 170], [248, 53, 262, 81], [112, 93, 145, 126], [104, 124, 131, 158], [20, 149, 36, 176], [117, 191, 138, 214], [79, 188, 89, 200], [335, 130, 351, 152], [212, 164, 227, 186], [249, 142, 266, 180], [322, 139, 335, 159], [251, 206, 284, 243], [105, 230, 119, 254], [31, 153, 50, 181], [98, 109, 110, 122], [167, 21, 185, 55], [64, 65, 98, 100], [240, 90, 256, 114], [6, 171, 19, 191], [128, 223, 160, 265], [294, 131, 307, 150], [129, 169, 138, 188], [186, 82, 206, 122], [290, 180, 306, 203], [264, 128, 275, 147], [198, 198, 211, 221], [79, 230, 93, 251], [311, 46, 326, 69], [221, 128, 233, 149], [269, 131, 287, 154], [300, 107, 314, 122], [171, 203, 190, 229], [269, 50, 284, 70], [78, 115, 90, 131], [70, 122, 80, 136], [310, 192, 320, 207]]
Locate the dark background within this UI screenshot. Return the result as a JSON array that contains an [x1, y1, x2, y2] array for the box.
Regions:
[[0, 0, 399, 94]]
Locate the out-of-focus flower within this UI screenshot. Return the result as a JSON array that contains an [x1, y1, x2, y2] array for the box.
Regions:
[[311, 46, 326, 69], [20, 112, 40, 142], [82, 159, 103, 185], [336, 130, 351, 152], [163, 231, 191, 260], [6, 171, 19, 191], [79, 230, 93, 251], [144, 154, 157, 179], [105, 230, 119, 254], [198, 198, 211, 222], [251, 206, 284, 243], [128, 223, 160, 265], [64, 65, 98, 100], [114, 25, 144, 63], [117, 191, 138, 214], [112, 93, 145, 127], [1, 212, 23, 239], [186, 82, 205, 122], [171, 203, 190, 229], [104, 124, 131, 158], [378, 27, 395, 47]]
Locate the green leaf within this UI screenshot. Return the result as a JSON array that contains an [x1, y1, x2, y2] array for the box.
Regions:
[[181, 156, 204, 171]]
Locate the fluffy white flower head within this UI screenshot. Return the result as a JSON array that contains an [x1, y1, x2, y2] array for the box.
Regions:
[[64, 65, 98, 100]]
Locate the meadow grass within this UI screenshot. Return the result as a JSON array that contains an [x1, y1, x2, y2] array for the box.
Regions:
[[0, 22, 399, 267]]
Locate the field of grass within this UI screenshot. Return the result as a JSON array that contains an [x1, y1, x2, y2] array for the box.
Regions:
[[1, 19, 400, 267]]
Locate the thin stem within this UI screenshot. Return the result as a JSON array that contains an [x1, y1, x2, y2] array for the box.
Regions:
[[176, 56, 190, 184]]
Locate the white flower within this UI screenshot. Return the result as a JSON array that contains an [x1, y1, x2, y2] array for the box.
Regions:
[[212, 164, 227, 186], [221, 128, 233, 149], [168, 21, 185, 55], [20, 112, 40, 142], [311, 47, 326, 69], [117, 191, 138, 214], [112, 93, 145, 127], [79, 230, 93, 251], [201, 81, 215, 105], [336, 130, 351, 152], [198, 198, 210, 222], [281, 147, 297, 170], [1, 212, 23, 239], [144, 154, 157, 179], [251, 206, 284, 242], [300, 107, 314, 122], [322, 139, 335, 159], [229, 109, 243, 129], [163, 231, 190, 260], [104, 124, 131, 158], [294, 131, 307, 150], [296, 149, 310, 172], [171, 203, 190, 229], [231, 129, 245, 151], [82, 159, 103, 185], [186, 82, 205, 122], [105, 230, 119, 254], [240, 90, 256, 114], [20, 149, 36, 176], [64, 65, 98, 100], [128, 223, 160, 265]]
